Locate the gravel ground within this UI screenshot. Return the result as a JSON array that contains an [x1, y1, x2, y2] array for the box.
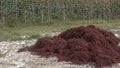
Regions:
[[0, 30, 120, 68]]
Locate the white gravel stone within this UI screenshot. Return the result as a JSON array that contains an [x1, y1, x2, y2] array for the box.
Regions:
[[114, 34, 119, 38], [0, 32, 119, 68]]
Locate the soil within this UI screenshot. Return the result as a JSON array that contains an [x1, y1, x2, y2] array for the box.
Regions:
[[18, 25, 120, 68]]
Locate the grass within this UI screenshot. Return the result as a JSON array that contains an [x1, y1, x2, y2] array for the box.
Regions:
[[0, 20, 120, 41]]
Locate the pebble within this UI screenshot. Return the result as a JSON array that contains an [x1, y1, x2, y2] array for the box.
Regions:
[[0, 32, 119, 68]]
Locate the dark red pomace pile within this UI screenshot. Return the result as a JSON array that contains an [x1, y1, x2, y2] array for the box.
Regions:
[[18, 25, 120, 68]]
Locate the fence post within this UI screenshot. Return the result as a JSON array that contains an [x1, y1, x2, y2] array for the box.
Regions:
[[32, 1, 35, 24], [1, 0, 5, 25], [63, 3, 66, 21], [0, 0, 2, 24], [16, 0, 18, 26], [41, 6, 44, 24]]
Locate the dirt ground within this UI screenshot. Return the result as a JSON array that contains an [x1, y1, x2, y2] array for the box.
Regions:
[[0, 28, 119, 68]]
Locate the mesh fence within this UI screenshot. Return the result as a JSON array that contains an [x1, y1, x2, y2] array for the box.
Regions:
[[0, 0, 120, 26]]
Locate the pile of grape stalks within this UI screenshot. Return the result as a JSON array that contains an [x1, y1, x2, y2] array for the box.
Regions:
[[18, 25, 120, 68]]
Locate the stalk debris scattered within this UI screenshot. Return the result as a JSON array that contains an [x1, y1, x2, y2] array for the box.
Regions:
[[18, 25, 120, 68]]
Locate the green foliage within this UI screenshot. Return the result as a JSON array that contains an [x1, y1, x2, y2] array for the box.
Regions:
[[0, 0, 120, 27], [1, 0, 16, 13]]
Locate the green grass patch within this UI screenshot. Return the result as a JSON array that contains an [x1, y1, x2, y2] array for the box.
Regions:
[[0, 20, 120, 41]]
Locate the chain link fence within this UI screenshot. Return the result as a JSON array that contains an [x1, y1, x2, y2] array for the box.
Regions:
[[0, 0, 120, 26]]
